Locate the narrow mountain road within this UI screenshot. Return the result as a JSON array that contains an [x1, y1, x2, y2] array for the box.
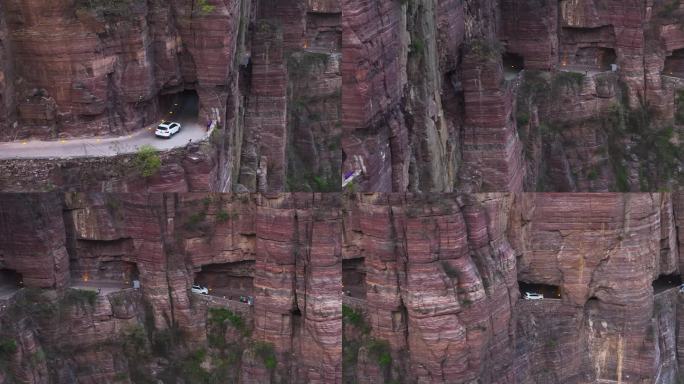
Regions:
[[0, 120, 208, 159]]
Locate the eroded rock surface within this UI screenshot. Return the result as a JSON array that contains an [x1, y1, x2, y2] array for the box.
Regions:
[[343, 192, 684, 383], [0, 193, 342, 383], [342, 0, 684, 192]]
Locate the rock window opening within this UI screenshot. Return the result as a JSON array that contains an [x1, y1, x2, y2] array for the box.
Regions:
[[664, 49, 684, 78], [72, 260, 140, 291], [574, 47, 617, 71], [518, 281, 562, 299], [503, 52, 524, 80], [0, 268, 22, 300], [652, 273, 682, 294], [194, 261, 255, 303], [101, 261, 139, 283], [343, 257, 366, 300]]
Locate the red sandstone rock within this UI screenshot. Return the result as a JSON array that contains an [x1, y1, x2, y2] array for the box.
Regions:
[[0, 192, 341, 383]]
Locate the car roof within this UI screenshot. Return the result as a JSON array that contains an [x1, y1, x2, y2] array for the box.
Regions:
[[158, 121, 178, 128]]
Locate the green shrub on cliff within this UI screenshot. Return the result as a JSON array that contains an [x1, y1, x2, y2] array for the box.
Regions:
[[409, 37, 425, 56], [216, 209, 230, 223], [367, 339, 392, 368], [134, 145, 162, 178], [63, 288, 98, 309], [0, 339, 17, 360], [342, 304, 368, 332], [253, 341, 277, 370], [208, 307, 248, 336], [195, 0, 215, 15]]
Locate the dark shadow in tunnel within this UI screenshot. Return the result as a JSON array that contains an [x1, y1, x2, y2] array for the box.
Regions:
[[0, 269, 22, 288], [343, 258, 366, 299], [503, 52, 525, 71], [652, 273, 682, 294], [503, 52, 524, 81], [665, 49, 684, 77], [158, 89, 199, 122], [194, 260, 255, 300]]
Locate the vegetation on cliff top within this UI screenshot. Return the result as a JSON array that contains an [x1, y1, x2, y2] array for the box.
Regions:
[[134, 145, 162, 178], [0, 338, 18, 360]]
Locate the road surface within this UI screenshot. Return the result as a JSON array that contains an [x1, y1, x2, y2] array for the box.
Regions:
[[70, 280, 133, 295], [0, 119, 207, 160]]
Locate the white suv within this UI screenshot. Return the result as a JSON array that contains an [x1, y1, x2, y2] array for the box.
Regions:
[[191, 284, 208, 295], [524, 292, 543, 300], [155, 121, 181, 138]]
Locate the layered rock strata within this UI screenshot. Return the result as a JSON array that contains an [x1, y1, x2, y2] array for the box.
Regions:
[[0, 0, 341, 193], [343, 192, 684, 383], [0, 192, 342, 383], [342, 0, 684, 192]]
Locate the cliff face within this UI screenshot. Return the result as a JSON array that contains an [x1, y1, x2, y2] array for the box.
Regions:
[[0, 193, 342, 383], [0, 0, 341, 193], [342, 193, 519, 383], [3, 0, 683, 193], [4, 192, 684, 383], [343, 192, 684, 383], [342, 0, 684, 192]]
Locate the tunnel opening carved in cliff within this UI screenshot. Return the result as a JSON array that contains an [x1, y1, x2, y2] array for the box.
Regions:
[[518, 281, 561, 299], [194, 260, 255, 300], [0, 268, 23, 298], [71, 258, 140, 289], [652, 273, 682, 294], [157, 89, 199, 123], [664, 49, 684, 78], [503, 52, 525, 80], [559, 46, 617, 73], [342, 257, 366, 300], [572, 47, 617, 71]]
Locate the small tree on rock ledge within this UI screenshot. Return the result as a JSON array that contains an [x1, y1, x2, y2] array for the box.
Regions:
[[134, 145, 162, 178]]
